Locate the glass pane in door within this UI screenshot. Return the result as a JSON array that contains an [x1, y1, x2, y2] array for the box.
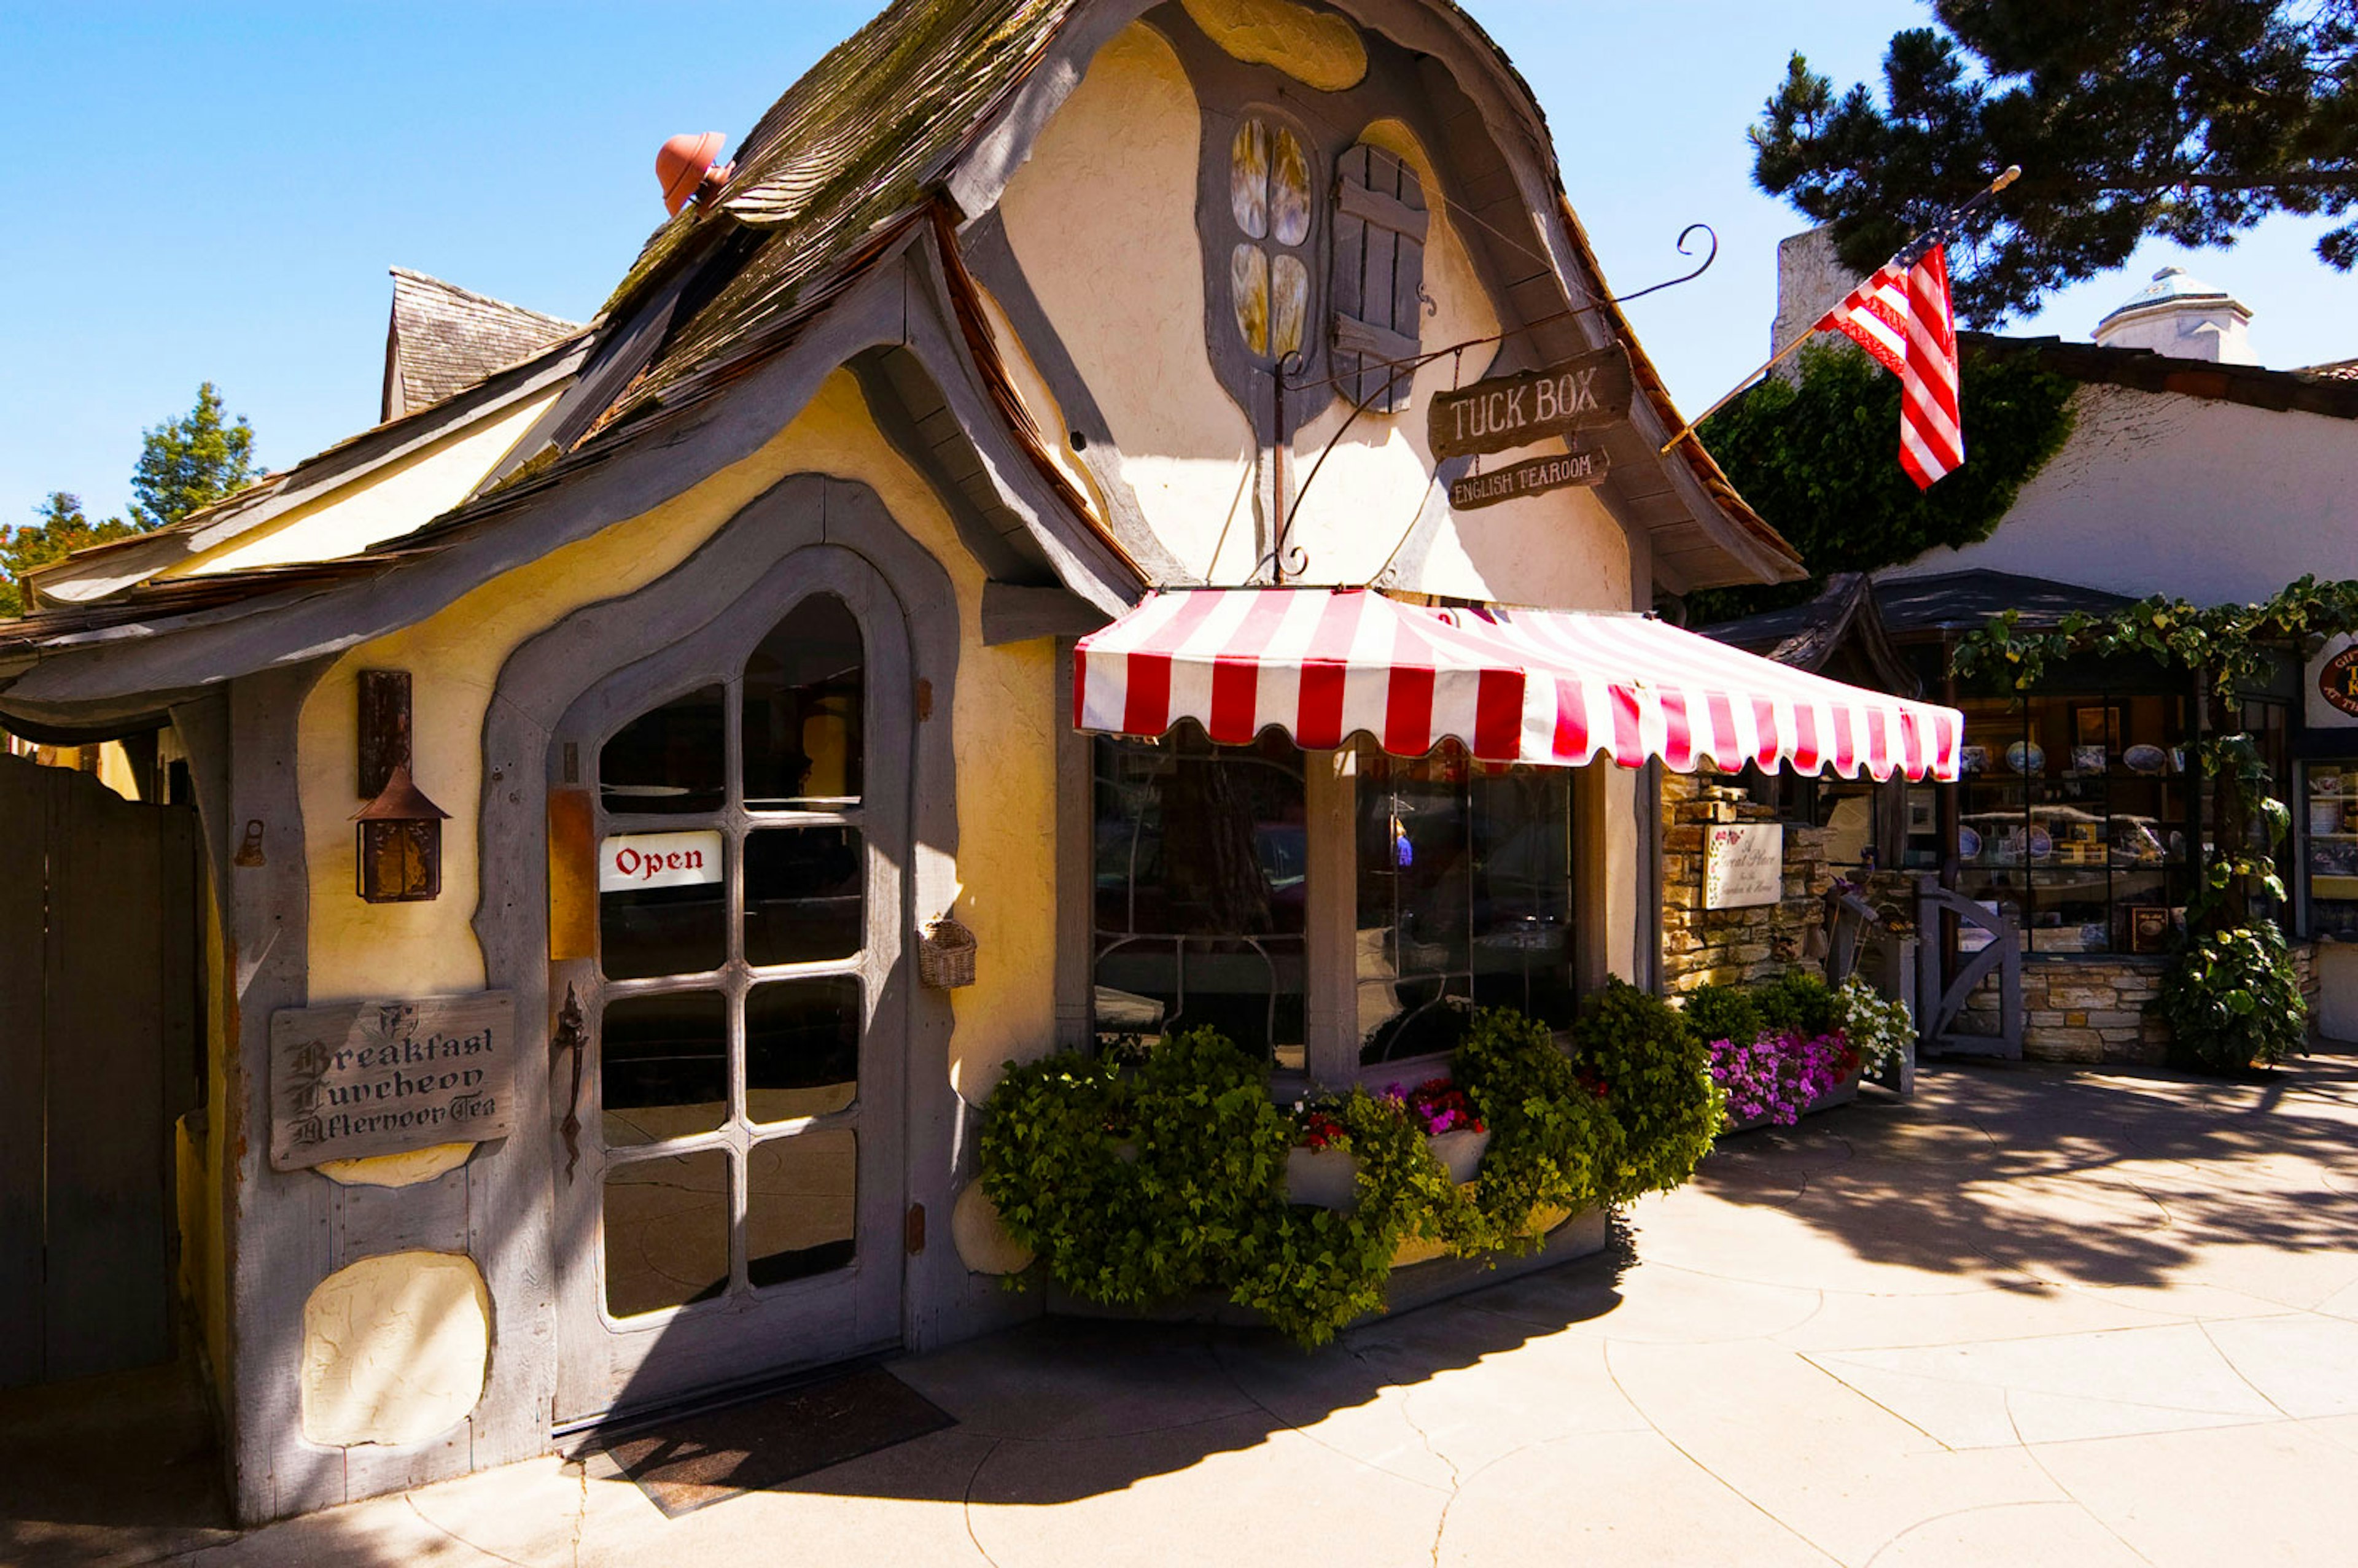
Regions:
[[743, 596, 864, 808], [746, 1130, 857, 1287], [601, 685, 726, 815], [744, 828, 864, 964], [746, 977, 860, 1123], [601, 991, 728, 1146], [604, 1149, 731, 1318]]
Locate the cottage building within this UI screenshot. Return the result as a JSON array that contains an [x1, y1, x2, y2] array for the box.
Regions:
[[0, 0, 1961, 1521]]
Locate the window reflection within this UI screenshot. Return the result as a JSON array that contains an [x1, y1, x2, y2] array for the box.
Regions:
[[600, 877, 727, 981], [601, 990, 728, 1146], [599, 685, 726, 816], [743, 595, 863, 809], [1358, 743, 1574, 1063], [1092, 724, 1306, 1063], [747, 976, 860, 1124], [745, 828, 863, 965], [603, 1149, 730, 1318], [746, 1130, 857, 1288]]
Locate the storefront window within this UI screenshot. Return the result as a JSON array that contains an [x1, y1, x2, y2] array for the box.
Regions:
[[1951, 691, 2246, 954], [1092, 723, 1308, 1066], [1355, 742, 1576, 1063], [2301, 763, 2358, 940]]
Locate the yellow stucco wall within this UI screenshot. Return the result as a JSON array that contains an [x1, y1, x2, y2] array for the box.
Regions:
[[300, 1251, 490, 1447], [171, 390, 561, 578], [297, 371, 1059, 1121], [1000, 23, 1262, 582], [997, 28, 1630, 613]]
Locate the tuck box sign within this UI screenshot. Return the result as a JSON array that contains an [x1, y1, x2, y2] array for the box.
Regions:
[[1427, 344, 1634, 460], [270, 993, 516, 1170]]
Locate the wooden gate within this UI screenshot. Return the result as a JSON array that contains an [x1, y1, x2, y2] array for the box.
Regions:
[[0, 753, 202, 1389], [1913, 875, 2025, 1060]]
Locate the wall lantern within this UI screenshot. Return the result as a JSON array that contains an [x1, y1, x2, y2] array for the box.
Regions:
[[352, 669, 449, 903]]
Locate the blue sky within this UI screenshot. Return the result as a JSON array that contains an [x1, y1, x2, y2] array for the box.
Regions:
[[4, 1, 2353, 527]]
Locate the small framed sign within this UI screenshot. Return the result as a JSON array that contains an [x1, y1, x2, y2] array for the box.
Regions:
[[2321, 645, 2358, 719], [1703, 823, 1784, 910]]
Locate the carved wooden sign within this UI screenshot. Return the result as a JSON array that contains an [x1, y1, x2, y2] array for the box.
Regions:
[[270, 993, 516, 1170], [1427, 344, 1633, 459], [1449, 448, 1611, 510], [1703, 823, 1785, 910]]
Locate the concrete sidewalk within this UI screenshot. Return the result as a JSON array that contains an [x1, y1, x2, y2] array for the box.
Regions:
[[14, 1053, 2358, 1567]]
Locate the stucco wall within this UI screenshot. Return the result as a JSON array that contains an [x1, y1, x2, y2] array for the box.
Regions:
[[997, 23, 1629, 613], [1885, 385, 2357, 605], [295, 369, 1060, 1154], [170, 392, 560, 580]]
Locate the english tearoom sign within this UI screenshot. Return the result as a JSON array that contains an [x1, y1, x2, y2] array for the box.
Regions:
[[1449, 448, 1609, 510], [1427, 344, 1633, 460], [270, 993, 516, 1170]]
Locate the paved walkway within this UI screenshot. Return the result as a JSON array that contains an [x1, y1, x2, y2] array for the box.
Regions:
[[17, 1054, 2358, 1567]]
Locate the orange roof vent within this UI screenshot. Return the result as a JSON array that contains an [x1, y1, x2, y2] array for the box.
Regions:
[[657, 131, 734, 217]]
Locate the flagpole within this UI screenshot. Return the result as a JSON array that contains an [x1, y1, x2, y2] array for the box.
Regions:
[[1658, 166, 2020, 457]]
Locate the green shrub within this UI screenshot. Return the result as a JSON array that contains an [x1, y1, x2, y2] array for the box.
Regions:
[[1452, 1006, 1620, 1248], [2155, 923, 2308, 1074], [978, 1028, 1289, 1306], [1753, 969, 1839, 1038], [1680, 983, 1764, 1049], [1574, 978, 1722, 1203]]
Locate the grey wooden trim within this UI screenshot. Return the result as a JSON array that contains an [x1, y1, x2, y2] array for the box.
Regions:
[[1335, 176, 1430, 242], [1333, 314, 1420, 366], [982, 582, 1111, 645], [1572, 759, 1610, 996], [1302, 748, 1358, 1085], [0, 242, 1144, 728], [955, 212, 1174, 581], [1053, 641, 1092, 1052], [944, 1, 1161, 220], [850, 349, 1048, 584], [904, 220, 1178, 596]]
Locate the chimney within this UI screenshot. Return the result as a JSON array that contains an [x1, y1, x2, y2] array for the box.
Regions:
[[2093, 266, 2255, 364], [1768, 225, 1854, 382]]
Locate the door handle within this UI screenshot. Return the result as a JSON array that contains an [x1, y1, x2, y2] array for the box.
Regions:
[[552, 982, 587, 1182]]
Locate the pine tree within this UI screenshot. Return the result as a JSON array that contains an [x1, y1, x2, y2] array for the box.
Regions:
[[128, 381, 259, 530], [1751, 2, 2358, 323]]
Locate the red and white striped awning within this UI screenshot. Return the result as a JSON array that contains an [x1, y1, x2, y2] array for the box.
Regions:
[[1075, 588, 1961, 782]]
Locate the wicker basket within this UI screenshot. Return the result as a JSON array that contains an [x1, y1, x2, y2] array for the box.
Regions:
[[919, 917, 978, 989]]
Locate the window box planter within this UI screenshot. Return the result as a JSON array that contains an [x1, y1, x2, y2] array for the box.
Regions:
[[1718, 1065, 1862, 1136], [1283, 1127, 1491, 1210]]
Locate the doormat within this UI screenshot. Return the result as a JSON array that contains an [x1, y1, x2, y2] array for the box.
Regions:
[[591, 1366, 955, 1518]]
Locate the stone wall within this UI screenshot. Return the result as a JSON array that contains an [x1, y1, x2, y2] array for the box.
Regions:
[[1957, 941, 2322, 1065], [1661, 773, 1832, 995]]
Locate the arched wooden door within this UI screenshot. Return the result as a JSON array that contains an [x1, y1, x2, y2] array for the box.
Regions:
[[546, 548, 908, 1427]]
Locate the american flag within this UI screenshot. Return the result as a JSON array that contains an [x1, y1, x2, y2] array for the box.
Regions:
[[1816, 244, 1963, 489]]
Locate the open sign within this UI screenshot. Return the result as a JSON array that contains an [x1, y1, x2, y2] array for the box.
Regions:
[[598, 829, 723, 892]]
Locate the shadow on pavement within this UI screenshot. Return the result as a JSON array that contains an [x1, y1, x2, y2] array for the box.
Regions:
[[1691, 1049, 2358, 1294]]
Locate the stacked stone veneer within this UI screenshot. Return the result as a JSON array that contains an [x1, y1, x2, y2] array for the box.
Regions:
[[1955, 940, 2319, 1066], [1662, 774, 1831, 995]]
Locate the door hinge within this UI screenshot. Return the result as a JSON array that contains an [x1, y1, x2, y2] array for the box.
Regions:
[[905, 1202, 927, 1255]]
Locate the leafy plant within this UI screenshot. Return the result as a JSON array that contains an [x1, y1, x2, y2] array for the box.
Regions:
[[1834, 976, 1915, 1077], [1679, 984, 1764, 1053], [2155, 922, 2308, 1073], [1571, 980, 1722, 1203], [1753, 970, 1840, 1039], [979, 1003, 1726, 1348], [1452, 1007, 1621, 1250]]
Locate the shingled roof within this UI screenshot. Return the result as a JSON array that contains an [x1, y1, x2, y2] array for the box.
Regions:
[[381, 268, 581, 421]]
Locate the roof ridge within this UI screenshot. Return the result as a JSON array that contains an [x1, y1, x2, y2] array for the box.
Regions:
[[389, 265, 581, 332]]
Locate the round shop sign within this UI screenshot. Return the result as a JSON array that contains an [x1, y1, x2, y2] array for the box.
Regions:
[[2322, 645, 2358, 719]]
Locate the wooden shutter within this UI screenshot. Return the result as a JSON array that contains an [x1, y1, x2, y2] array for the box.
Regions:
[[1330, 144, 1430, 414]]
